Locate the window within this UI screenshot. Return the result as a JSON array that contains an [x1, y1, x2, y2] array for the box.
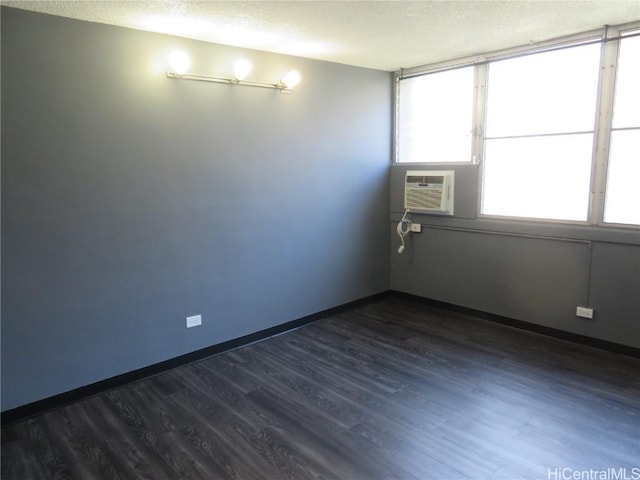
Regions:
[[604, 32, 640, 225], [482, 44, 601, 221], [482, 135, 594, 221], [397, 67, 474, 163], [394, 23, 640, 227]]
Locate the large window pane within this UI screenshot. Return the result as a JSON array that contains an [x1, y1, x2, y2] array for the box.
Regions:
[[397, 67, 474, 163], [612, 34, 640, 128], [604, 32, 640, 226], [604, 130, 640, 225], [483, 135, 593, 221], [486, 44, 600, 137]]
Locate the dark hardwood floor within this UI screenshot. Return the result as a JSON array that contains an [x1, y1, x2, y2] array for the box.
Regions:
[[2, 296, 639, 479]]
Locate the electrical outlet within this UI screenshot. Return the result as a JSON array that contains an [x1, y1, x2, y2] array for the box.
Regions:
[[186, 314, 202, 328], [576, 306, 594, 319], [410, 223, 422, 233]]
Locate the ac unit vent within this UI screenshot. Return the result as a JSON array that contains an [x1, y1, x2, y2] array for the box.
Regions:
[[404, 170, 454, 215], [406, 189, 443, 210]]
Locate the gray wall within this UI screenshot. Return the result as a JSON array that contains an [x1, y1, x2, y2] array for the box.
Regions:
[[391, 164, 640, 348], [1, 7, 391, 411]]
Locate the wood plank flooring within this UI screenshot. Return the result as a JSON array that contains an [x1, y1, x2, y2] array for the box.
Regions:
[[2, 296, 639, 479]]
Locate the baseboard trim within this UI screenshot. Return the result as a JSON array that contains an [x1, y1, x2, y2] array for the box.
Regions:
[[1, 291, 390, 426], [5, 290, 636, 425], [389, 291, 640, 359]]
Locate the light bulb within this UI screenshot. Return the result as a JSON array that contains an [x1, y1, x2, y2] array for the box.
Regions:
[[169, 50, 190, 75], [234, 59, 252, 81], [282, 70, 301, 90]]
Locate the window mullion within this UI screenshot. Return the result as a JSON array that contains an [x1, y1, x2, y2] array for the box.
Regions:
[[473, 63, 487, 218], [590, 28, 620, 225], [472, 62, 487, 165]]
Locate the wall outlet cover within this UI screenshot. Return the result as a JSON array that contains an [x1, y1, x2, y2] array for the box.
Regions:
[[186, 314, 202, 328], [576, 306, 594, 319]]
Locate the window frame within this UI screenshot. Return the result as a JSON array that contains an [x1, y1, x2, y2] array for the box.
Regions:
[[393, 22, 640, 228], [394, 62, 480, 166], [480, 37, 603, 225], [598, 25, 640, 227]]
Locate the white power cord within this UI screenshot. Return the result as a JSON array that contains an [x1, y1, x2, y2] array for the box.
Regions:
[[396, 209, 412, 254]]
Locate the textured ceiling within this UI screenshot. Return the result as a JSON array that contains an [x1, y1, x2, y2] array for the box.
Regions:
[[2, 0, 639, 71]]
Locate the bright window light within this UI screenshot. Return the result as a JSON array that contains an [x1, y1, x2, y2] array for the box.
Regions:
[[397, 67, 474, 163], [486, 44, 600, 137], [483, 134, 593, 221], [611, 34, 640, 129], [482, 43, 600, 221], [605, 130, 640, 225], [604, 32, 640, 225]]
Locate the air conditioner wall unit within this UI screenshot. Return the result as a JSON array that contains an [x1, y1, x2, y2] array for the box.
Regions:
[[404, 170, 455, 215]]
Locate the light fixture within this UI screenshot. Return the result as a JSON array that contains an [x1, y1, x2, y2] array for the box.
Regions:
[[282, 70, 301, 90], [166, 54, 301, 94], [233, 59, 252, 81], [168, 50, 191, 75]]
